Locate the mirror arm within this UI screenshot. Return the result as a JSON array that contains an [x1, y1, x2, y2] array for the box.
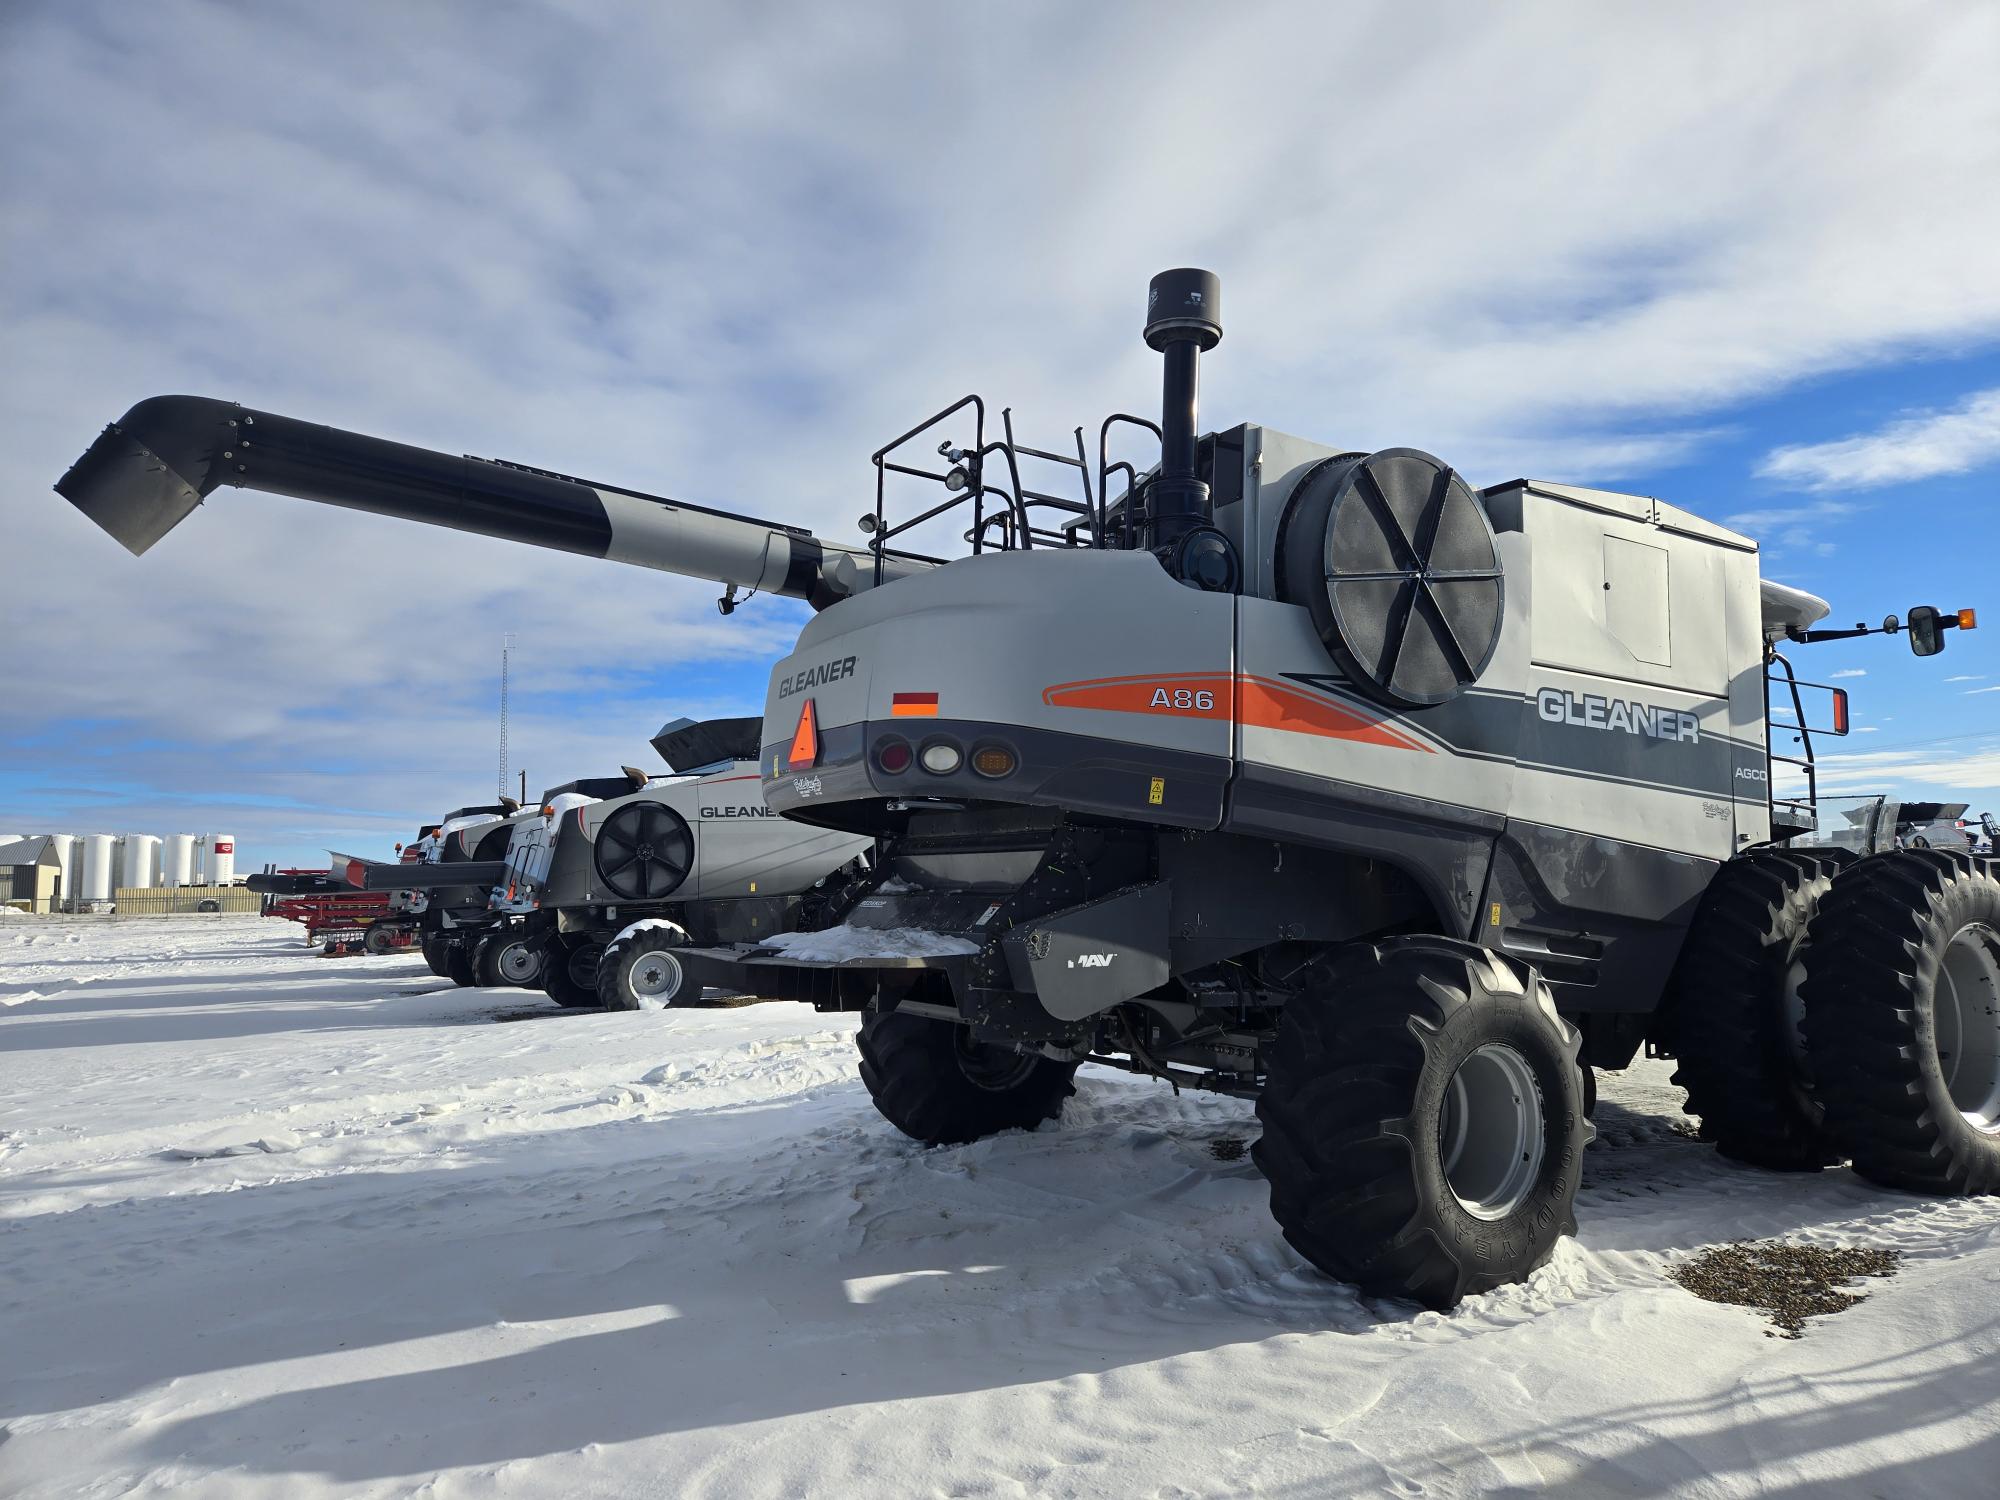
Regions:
[[1788, 617, 1972, 645], [1787, 624, 1885, 644]]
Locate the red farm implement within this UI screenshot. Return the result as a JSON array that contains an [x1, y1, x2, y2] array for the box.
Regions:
[[246, 867, 409, 956]]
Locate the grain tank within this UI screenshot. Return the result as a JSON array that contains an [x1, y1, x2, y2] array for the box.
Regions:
[[201, 834, 236, 885], [78, 834, 117, 904], [46, 834, 78, 906], [163, 834, 197, 887], [119, 833, 161, 889]]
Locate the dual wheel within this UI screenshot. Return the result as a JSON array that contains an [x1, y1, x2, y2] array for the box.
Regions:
[[540, 926, 699, 1009], [427, 928, 546, 989], [425, 924, 699, 1010], [1668, 848, 2000, 1195]]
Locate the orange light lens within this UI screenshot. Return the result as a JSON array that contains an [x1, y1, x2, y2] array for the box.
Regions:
[[971, 745, 1017, 778], [1832, 688, 1850, 735], [1959, 608, 1978, 630]]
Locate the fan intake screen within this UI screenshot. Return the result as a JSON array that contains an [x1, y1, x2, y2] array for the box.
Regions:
[[1296, 448, 1504, 708], [593, 802, 693, 900]]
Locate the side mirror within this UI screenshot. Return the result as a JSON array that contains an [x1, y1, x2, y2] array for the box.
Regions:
[[1908, 605, 1944, 656]]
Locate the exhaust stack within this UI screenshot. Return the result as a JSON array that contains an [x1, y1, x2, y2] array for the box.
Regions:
[[1142, 268, 1223, 551], [56, 395, 922, 607]]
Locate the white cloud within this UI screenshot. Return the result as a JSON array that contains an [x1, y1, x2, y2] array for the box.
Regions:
[[1966, 686, 2000, 695], [4, 1, 2000, 855], [1758, 388, 2000, 491], [1828, 668, 1867, 678], [1946, 674, 1985, 682]]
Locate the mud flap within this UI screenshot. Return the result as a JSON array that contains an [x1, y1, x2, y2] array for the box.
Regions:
[[999, 881, 1171, 1021]]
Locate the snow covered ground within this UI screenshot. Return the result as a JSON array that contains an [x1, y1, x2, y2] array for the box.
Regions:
[[3, 916, 1997, 1498]]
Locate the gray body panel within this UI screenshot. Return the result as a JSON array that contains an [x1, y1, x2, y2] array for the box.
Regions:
[[753, 429, 1779, 1024]]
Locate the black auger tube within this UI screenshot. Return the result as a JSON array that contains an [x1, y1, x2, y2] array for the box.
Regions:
[[54, 394, 878, 606], [1141, 269, 1223, 551], [57, 396, 612, 558]]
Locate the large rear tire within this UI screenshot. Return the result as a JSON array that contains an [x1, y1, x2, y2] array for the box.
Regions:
[[1663, 848, 1848, 1171], [420, 933, 452, 978], [597, 926, 692, 1010], [543, 937, 605, 1009], [1252, 936, 1587, 1310], [857, 1008, 1078, 1146], [443, 940, 476, 988], [1799, 850, 2000, 1195]]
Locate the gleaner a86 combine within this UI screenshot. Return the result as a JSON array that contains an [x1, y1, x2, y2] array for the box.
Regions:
[[58, 270, 1993, 1307]]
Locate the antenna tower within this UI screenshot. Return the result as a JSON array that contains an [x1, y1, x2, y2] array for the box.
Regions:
[[498, 632, 515, 800]]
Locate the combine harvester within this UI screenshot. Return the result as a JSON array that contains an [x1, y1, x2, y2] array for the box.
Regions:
[[57, 271, 1990, 1308], [341, 717, 869, 1007]]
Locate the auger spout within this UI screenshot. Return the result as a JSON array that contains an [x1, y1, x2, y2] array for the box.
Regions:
[[55, 395, 924, 606]]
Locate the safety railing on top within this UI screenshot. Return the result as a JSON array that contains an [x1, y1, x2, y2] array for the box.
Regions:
[[864, 396, 1172, 583]]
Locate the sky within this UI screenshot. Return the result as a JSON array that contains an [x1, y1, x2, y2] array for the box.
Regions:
[[3, 0, 2000, 870]]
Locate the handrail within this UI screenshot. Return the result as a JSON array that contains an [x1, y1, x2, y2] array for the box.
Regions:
[[1098, 412, 1163, 550], [1766, 650, 1816, 828], [868, 393, 1107, 577]]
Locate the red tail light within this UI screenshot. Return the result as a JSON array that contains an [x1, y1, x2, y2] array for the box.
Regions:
[[1831, 688, 1849, 735]]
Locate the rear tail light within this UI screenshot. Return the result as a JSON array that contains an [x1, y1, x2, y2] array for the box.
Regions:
[[1831, 688, 1850, 735], [919, 740, 963, 775], [876, 738, 913, 774], [970, 743, 1018, 778]]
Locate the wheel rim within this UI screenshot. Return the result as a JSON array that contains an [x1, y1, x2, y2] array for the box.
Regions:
[[1438, 1043, 1547, 1220], [1935, 924, 2000, 1130], [496, 941, 540, 985], [954, 1028, 1038, 1092], [631, 951, 683, 1003]]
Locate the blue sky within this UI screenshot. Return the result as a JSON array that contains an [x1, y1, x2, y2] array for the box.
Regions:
[[4, 1, 2000, 868]]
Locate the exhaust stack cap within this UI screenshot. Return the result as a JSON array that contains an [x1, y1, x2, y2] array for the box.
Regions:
[[1144, 268, 1222, 352]]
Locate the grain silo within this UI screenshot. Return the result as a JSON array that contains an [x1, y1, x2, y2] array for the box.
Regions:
[[119, 834, 162, 890], [79, 834, 118, 904], [201, 834, 237, 886], [162, 834, 197, 887], [47, 834, 79, 905]]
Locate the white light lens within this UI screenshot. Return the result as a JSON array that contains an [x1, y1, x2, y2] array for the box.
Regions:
[[919, 741, 962, 775]]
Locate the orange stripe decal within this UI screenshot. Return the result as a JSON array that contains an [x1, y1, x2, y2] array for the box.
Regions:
[[1237, 675, 1430, 752], [1041, 672, 1429, 752], [1042, 672, 1234, 718]]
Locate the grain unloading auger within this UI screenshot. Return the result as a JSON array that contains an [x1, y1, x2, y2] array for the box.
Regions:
[[56, 393, 926, 605], [58, 270, 1989, 1311]]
